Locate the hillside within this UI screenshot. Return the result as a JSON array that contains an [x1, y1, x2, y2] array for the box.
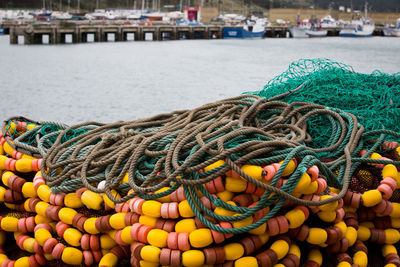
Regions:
[[0, 0, 399, 13]]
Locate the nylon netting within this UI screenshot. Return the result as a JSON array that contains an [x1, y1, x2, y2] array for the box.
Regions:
[[246, 58, 400, 151]]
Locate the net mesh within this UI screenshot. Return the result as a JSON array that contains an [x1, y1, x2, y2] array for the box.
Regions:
[[246, 58, 400, 150]]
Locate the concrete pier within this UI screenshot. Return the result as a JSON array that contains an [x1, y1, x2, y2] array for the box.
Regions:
[[8, 22, 388, 44], [9, 24, 225, 44], [9, 22, 290, 44], [265, 26, 289, 37]]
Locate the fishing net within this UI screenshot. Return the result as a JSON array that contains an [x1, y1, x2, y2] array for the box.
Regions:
[[0, 59, 400, 266], [246, 58, 400, 151]]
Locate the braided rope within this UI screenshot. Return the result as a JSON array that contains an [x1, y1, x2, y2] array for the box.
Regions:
[[40, 96, 384, 205], [4, 95, 400, 234]]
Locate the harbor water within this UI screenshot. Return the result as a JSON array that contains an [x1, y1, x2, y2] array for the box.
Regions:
[[1, 35, 399, 124]]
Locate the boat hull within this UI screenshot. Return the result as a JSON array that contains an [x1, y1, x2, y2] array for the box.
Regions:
[[223, 27, 265, 38], [339, 32, 373, 37], [147, 16, 163, 21], [339, 25, 374, 37], [289, 27, 308, 38], [306, 30, 328, 37], [383, 28, 400, 37]]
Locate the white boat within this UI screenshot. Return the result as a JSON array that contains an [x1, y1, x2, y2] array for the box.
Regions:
[[219, 13, 246, 24], [289, 20, 312, 38], [85, 9, 116, 20], [340, 3, 375, 37], [16, 10, 34, 20], [383, 28, 400, 37], [0, 9, 29, 20], [126, 13, 141, 20], [104, 12, 117, 20], [383, 19, 400, 37], [276, 19, 288, 25], [52, 12, 72, 20], [339, 19, 374, 37], [320, 15, 337, 28], [306, 29, 328, 37], [166, 11, 184, 20]]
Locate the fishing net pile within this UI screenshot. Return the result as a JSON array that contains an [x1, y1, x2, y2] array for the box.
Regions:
[[247, 58, 400, 150], [0, 59, 399, 267]]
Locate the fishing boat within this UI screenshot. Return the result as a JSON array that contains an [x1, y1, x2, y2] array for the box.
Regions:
[[85, 10, 116, 20], [34, 9, 52, 21], [305, 20, 328, 37], [127, 13, 141, 20], [339, 3, 374, 37], [383, 27, 400, 37], [51, 12, 72, 20], [16, 10, 34, 20], [306, 29, 328, 37], [223, 19, 266, 38], [289, 20, 312, 38], [383, 19, 400, 37], [339, 19, 374, 37], [143, 12, 165, 21], [320, 15, 337, 28]]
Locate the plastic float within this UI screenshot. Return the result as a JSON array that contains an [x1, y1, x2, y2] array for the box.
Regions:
[[0, 59, 399, 267]]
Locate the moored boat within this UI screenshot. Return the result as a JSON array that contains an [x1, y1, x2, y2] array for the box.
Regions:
[[143, 12, 165, 21], [339, 19, 374, 37], [306, 29, 328, 37], [383, 28, 400, 37], [340, 4, 375, 37], [320, 15, 337, 28], [223, 19, 266, 39], [51, 12, 72, 20], [289, 20, 312, 38], [305, 20, 328, 37], [383, 19, 400, 37]]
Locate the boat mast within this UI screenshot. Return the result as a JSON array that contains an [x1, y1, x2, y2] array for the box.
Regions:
[[328, 2, 332, 15], [311, 0, 315, 21]]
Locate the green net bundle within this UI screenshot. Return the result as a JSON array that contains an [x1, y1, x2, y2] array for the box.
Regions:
[[1, 59, 400, 266], [246, 59, 400, 150]]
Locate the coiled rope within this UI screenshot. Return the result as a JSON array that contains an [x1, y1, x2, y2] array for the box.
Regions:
[[20, 94, 397, 234]]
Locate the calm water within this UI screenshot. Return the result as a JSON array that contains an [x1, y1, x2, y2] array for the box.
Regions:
[[1, 35, 399, 124]]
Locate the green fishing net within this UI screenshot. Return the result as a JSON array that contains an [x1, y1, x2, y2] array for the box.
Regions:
[[246, 58, 400, 149]]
